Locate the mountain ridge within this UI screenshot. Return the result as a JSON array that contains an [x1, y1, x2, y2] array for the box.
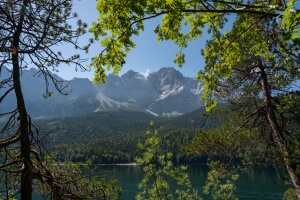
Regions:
[[0, 67, 204, 118]]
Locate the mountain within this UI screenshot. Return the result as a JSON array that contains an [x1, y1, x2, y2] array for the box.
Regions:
[[0, 67, 204, 118], [99, 67, 204, 115]]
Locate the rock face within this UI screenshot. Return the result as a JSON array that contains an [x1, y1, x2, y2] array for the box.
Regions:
[[0, 67, 204, 118], [98, 67, 204, 115]]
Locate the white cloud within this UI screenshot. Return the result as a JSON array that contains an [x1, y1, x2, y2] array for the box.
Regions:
[[140, 69, 151, 78]]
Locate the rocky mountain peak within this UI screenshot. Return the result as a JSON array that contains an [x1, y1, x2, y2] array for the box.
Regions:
[[1, 67, 204, 118], [121, 70, 140, 79], [100, 67, 204, 115], [154, 67, 183, 78]]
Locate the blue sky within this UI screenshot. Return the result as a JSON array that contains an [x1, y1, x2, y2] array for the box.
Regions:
[[57, 0, 209, 80], [59, 1, 300, 81]]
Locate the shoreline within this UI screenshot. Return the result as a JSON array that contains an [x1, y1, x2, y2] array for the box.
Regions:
[[95, 163, 140, 166]]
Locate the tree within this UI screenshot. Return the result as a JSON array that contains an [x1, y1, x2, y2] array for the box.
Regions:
[[90, 0, 300, 198], [198, 16, 300, 198], [203, 160, 239, 200], [0, 0, 121, 199], [135, 121, 200, 200], [183, 111, 282, 198]]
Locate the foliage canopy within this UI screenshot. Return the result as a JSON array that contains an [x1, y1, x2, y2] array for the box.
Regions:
[[91, 0, 300, 198], [90, 0, 300, 84]]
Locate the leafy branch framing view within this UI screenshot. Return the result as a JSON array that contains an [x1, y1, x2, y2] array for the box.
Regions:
[[0, 0, 299, 199]]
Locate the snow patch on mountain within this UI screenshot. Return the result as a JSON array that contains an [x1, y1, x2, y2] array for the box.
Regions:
[[95, 93, 133, 112], [158, 85, 184, 101], [191, 82, 203, 95], [146, 109, 159, 116]]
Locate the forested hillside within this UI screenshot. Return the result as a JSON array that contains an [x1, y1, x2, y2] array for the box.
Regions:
[[36, 107, 217, 164]]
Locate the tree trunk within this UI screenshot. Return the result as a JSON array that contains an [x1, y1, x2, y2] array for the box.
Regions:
[[12, 49, 32, 200], [259, 66, 300, 199], [12, 0, 32, 199]]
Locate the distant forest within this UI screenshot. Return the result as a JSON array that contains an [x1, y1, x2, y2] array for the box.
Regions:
[[36, 108, 218, 164]]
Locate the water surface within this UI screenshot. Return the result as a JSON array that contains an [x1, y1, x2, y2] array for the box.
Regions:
[[95, 165, 287, 200]]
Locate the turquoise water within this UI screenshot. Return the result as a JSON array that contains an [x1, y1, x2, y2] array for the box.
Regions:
[[94, 165, 287, 200], [7, 165, 287, 199]]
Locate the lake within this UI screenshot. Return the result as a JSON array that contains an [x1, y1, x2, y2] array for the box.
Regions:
[[93, 164, 288, 200]]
